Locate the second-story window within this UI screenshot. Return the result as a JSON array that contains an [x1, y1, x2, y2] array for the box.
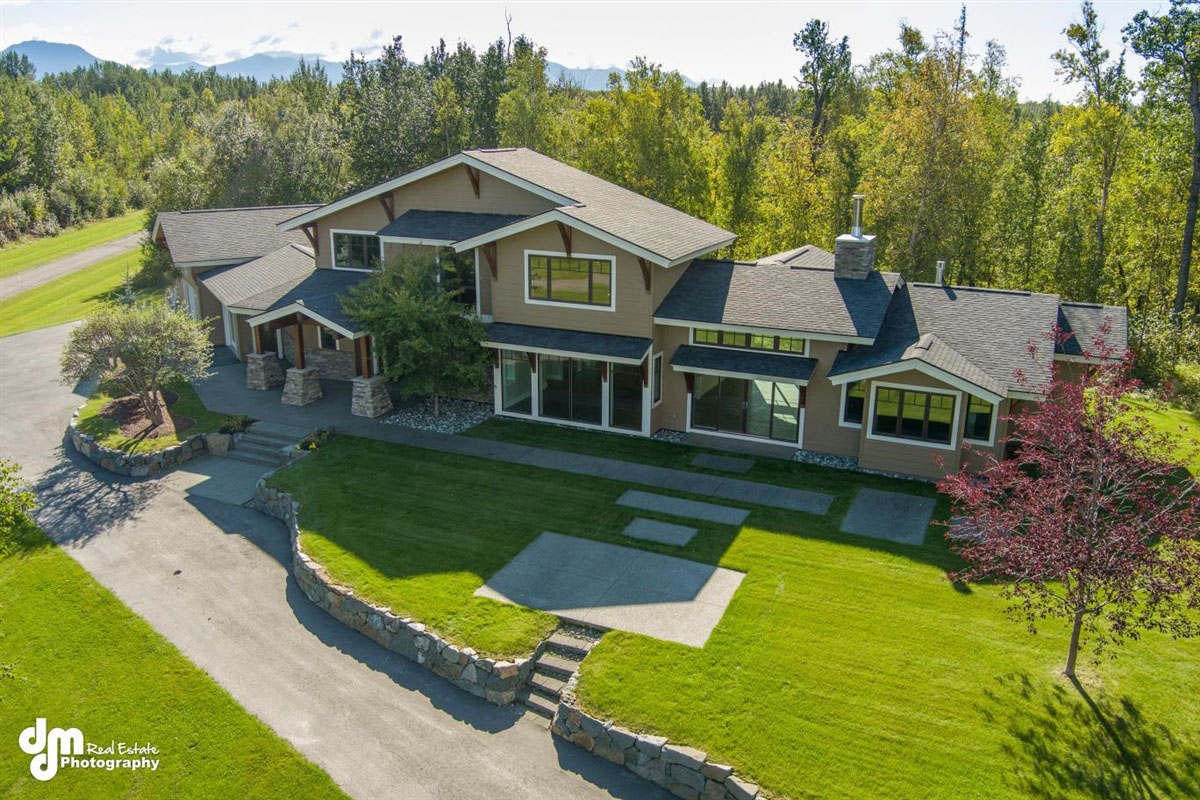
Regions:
[[528, 254, 613, 307], [693, 328, 806, 354], [333, 232, 381, 270]]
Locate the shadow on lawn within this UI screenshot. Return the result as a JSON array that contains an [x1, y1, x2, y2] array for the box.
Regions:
[[983, 672, 1199, 799]]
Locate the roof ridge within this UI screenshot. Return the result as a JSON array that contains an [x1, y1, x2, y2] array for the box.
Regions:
[[178, 203, 321, 214], [910, 282, 1062, 300]]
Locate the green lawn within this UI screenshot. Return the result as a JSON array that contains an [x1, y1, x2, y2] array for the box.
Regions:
[[0, 520, 347, 799], [0, 210, 144, 279], [275, 426, 1200, 800], [0, 247, 158, 337], [74, 381, 230, 453], [1124, 394, 1200, 473]]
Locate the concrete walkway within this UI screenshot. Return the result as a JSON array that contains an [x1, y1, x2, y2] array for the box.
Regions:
[[193, 360, 836, 516], [0, 323, 666, 800], [0, 231, 143, 300]]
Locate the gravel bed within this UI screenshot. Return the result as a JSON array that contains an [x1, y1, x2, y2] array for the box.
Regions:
[[651, 429, 688, 444], [558, 623, 605, 643], [380, 397, 493, 435]]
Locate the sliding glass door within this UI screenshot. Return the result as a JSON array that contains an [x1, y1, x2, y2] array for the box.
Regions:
[[609, 362, 643, 431], [539, 355, 602, 425], [692, 375, 802, 443]]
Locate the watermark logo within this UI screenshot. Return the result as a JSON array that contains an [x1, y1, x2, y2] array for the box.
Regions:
[[17, 718, 159, 782], [19, 718, 83, 781]]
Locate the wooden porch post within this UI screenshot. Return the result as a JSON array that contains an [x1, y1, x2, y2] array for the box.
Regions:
[[357, 336, 372, 379], [294, 314, 305, 369], [253, 324, 264, 355]]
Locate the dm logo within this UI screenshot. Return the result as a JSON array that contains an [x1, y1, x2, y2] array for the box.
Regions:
[[19, 718, 83, 781]]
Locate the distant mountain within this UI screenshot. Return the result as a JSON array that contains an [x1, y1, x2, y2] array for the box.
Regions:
[[4, 40, 689, 89], [546, 61, 698, 90], [1, 40, 101, 75]]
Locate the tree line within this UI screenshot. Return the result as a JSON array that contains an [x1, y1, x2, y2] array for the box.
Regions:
[[1, 1, 1195, 327]]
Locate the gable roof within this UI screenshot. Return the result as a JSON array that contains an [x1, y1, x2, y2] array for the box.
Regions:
[[377, 209, 527, 243], [154, 204, 320, 265], [654, 257, 902, 342], [1056, 302, 1128, 359], [245, 268, 370, 337], [828, 283, 1065, 398], [200, 243, 316, 310], [280, 148, 736, 266]]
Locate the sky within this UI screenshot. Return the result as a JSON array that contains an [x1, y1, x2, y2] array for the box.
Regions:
[[0, 0, 1160, 101]]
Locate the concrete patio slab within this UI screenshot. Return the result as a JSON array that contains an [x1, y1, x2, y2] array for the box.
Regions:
[[616, 489, 750, 526], [476, 532, 744, 647], [840, 488, 937, 546], [621, 517, 698, 546], [690, 453, 754, 474]]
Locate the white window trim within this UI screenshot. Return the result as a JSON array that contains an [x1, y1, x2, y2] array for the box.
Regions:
[[864, 380, 962, 452], [839, 381, 865, 429], [656, 318, 874, 346], [652, 352, 664, 408], [523, 249, 617, 312], [330, 228, 384, 272], [963, 395, 999, 447], [690, 328, 810, 358], [683, 380, 806, 449], [828, 361, 1003, 406]]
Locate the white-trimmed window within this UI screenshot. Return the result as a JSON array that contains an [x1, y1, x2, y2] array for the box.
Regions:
[[525, 251, 615, 309], [871, 386, 956, 445], [652, 352, 663, 407], [693, 328, 806, 355], [332, 231, 382, 271], [841, 380, 866, 427], [964, 395, 996, 444]]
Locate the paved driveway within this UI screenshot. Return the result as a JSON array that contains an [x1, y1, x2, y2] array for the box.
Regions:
[[0, 323, 666, 800], [0, 232, 143, 300]]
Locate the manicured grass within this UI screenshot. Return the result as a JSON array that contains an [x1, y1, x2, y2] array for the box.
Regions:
[[1124, 394, 1200, 473], [74, 381, 230, 453], [0, 247, 158, 337], [282, 426, 1200, 799], [0, 211, 144, 279], [0, 520, 347, 799]]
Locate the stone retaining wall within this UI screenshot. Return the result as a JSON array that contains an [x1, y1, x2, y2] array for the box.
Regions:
[[67, 405, 222, 476], [249, 479, 535, 704], [552, 672, 762, 800]]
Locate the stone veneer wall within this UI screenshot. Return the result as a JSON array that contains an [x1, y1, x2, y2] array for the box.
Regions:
[[552, 672, 763, 800], [280, 329, 356, 381], [249, 479, 536, 704], [67, 405, 217, 476]]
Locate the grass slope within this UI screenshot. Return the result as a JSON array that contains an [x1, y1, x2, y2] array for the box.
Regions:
[[1124, 395, 1200, 473], [74, 381, 230, 453], [0, 522, 347, 799], [0, 211, 144, 279], [284, 425, 1199, 800], [0, 247, 156, 337]]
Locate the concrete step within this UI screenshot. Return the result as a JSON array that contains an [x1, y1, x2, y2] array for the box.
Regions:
[[519, 690, 557, 719], [545, 632, 594, 658], [533, 652, 578, 679], [529, 672, 566, 699], [236, 439, 289, 457], [245, 421, 311, 444], [224, 450, 281, 468]]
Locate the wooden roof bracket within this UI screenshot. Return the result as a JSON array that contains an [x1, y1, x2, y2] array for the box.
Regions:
[[301, 223, 319, 255], [637, 257, 652, 292], [378, 192, 395, 222], [556, 221, 572, 257], [482, 242, 498, 280], [465, 165, 481, 197]]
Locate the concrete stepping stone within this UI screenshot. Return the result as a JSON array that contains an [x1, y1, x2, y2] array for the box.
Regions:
[[840, 487, 936, 546], [690, 452, 754, 473], [616, 490, 749, 526], [622, 517, 698, 546]]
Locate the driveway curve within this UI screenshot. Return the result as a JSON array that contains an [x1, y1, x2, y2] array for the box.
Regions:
[[0, 323, 665, 800], [0, 231, 143, 300]]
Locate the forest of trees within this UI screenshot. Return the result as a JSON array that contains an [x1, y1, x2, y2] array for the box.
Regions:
[[1, 1, 1196, 335]]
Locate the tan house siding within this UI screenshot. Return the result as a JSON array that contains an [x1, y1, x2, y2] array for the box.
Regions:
[[315, 165, 558, 269], [491, 224, 655, 338], [801, 340, 861, 457], [652, 324, 691, 433]]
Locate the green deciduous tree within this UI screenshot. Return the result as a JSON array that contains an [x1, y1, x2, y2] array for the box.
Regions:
[[793, 18, 852, 147], [60, 305, 212, 426], [342, 254, 488, 416]]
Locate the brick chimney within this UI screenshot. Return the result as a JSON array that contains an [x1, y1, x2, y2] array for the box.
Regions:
[[834, 194, 876, 279]]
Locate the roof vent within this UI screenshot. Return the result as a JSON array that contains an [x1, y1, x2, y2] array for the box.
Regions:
[[834, 194, 876, 280]]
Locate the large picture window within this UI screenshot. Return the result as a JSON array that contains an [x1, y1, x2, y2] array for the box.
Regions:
[[964, 395, 995, 442], [693, 328, 805, 355], [528, 254, 613, 307], [333, 232, 381, 270], [871, 386, 956, 445]]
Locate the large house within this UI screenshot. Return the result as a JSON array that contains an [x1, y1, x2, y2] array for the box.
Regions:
[[152, 147, 1126, 479]]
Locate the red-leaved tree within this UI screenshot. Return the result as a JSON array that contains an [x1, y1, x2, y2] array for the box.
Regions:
[[939, 332, 1200, 678]]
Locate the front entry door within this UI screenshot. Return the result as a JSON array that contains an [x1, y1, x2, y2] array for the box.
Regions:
[[223, 308, 239, 358]]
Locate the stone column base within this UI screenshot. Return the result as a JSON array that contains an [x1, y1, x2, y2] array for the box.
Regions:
[[351, 375, 393, 418], [282, 367, 322, 406], [246, 352, 285, 390]]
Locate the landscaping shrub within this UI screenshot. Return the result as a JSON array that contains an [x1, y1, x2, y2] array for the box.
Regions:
[[219, 415, 254, 434], [1129, 308, 1200, 398]]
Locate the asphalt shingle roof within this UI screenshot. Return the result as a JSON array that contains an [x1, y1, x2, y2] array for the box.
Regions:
[[670, 345, 818, 383], [254, 269, 370, 333], [1056, 302, 1129, 358], [654, 260, 902, 340], [483, 322, 652, 361], [754, 245, 836, 268], [377, 210, 528, 241], [155, 204, 321, 265], [829, 283, 1064, 395], [199, 244, 315, 309], [464, 148, 735, 262]]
